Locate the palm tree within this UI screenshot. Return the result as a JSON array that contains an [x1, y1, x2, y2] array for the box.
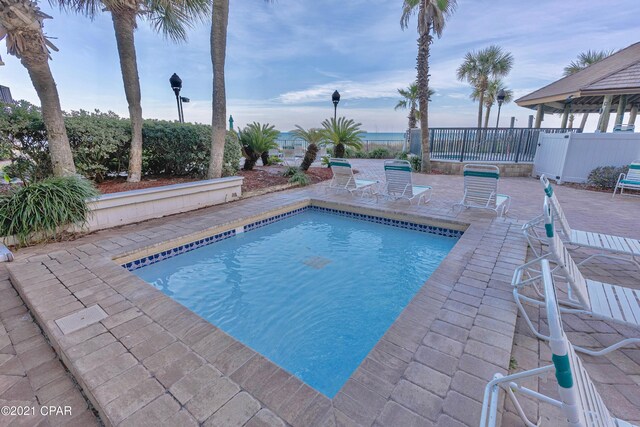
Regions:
[[563, 50, 614, 130], [208, 0, 272, 179], [0, 0, 76, 176], [291, 126, 325, 171], [59, 0, 209, 183], [457, 45, 514, 128], [321, 117, 363, 159], [238, 122, 279, 171], [472, 79, 513, 128], [395, 82, 434, 130], [401, 0, 456, 173]]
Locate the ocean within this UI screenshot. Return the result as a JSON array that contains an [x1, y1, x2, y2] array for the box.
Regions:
[[277, 131, 406, 142]]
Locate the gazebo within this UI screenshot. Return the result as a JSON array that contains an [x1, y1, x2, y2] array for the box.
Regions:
[[516, 42, 640, 132]]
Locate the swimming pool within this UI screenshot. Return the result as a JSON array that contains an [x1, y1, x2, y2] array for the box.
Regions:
[[131, 208, 459, 397]]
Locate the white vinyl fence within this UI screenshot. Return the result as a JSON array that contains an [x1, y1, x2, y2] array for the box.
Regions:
[[534, 132, 640, 183]]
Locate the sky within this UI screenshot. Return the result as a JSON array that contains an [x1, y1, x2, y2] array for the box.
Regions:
[[2, 0, 639, 132]]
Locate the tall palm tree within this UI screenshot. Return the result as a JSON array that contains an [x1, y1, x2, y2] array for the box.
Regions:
[[0, 0, 76, 176], [395, 82, 434, 130], [59, 0, 209, 183], [208, 0, 272, 179], [321, 117, 363, 159], [291, 126, 324, 171], [563, 50, 614, 130], [472, 79, 513, 128], [457, 45, 514, 128], [401, 0, 456, 174]]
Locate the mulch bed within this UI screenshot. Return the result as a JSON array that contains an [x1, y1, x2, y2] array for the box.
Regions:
[[238, 166, 332, 192], [96, 177, 198, 194], [94, 166, 333, 195]]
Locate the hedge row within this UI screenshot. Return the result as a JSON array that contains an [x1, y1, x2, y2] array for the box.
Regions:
[[0, 101, 241, 181]]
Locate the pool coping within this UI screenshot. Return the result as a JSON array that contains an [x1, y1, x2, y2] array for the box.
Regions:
[[6, 195, 524, 426]]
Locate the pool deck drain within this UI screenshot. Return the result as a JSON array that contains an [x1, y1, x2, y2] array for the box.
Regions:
[[6, 189, 528, 426]]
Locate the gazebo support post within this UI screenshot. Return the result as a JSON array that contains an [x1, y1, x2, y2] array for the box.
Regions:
[[614, 95, 627, 128], [534, 104, 544, 128], [628, 104, 638, 126], [560, 104, 570, 128], [597, 95, 613, 132]]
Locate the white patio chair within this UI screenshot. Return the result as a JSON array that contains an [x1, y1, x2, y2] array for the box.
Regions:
[[453, 164, 510, 217], [513, 199, 640, 356], [379, 160, 432, 205], [613, 161, 640, 198], [327, 158, 377, 197], [524, 175, 640, 267], [482, 259, 639, 427]]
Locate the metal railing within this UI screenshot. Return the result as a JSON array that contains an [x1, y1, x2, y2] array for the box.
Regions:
[[410, 128, 581, 163]]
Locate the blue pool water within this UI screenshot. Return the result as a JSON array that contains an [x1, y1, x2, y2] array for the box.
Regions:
[[133, 211, 457, 397]]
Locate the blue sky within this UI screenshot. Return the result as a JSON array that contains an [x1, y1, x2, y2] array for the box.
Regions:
[[2, 0, 639, 132]]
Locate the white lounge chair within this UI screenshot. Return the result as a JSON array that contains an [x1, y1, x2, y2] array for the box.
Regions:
[[524, 175, 640, 267], [327, 158, 377, 196], [379, 160, 431, 205], [513, 199, 640, 356], [613, 160, 640, 198], [453, 164, 510, 217], [482, 259, 639, 427]]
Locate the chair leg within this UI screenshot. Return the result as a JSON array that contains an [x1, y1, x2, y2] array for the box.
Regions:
[[574, 337, 640, 356]]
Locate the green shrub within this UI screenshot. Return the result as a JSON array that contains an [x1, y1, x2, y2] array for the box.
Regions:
[[65, 109, 131, 181], [282, 166, 299, 177], [289, 171, 310, 186], [409, 155, 421, 172], [0, 101, 241, 180], [0, 176, 99, 247], [587, 165, 628, 189], [368, 147, 391, 159], [321, 155, 331, 168], [268, 155, 283, 165], [344, 146, 366, 158], [395, 151, 409, 160], [222, 131, 242, 177]]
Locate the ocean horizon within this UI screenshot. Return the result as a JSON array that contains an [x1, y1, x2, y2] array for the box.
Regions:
[[277, 131, 406, 141]]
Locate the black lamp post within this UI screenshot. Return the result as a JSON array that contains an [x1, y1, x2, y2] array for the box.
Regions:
[[170, 73, 184, 122], [332, 90, 340, 121], [495, 89, 506, 129]]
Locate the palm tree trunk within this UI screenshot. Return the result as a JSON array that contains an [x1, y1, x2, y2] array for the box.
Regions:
[[111, 10, 144, 183], [408, 106, 417, 129], [417, 26, 432, 173], [483, 105, 492, 128], [20, 36, 76, 177], [208, 0, 229, 179], [477, 90, 485, 128], [579, 113, 589, 130]]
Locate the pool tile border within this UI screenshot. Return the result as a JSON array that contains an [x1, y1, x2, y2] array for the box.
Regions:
[[123, 205, 463, 271]]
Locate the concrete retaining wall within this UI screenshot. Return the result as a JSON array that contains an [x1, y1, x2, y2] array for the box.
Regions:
[[430, 160, 533, 177], [86, 177, 243, 231]]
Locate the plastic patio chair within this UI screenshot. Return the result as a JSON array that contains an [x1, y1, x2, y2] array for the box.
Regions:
[[513, 199, 640, 356], [613, 160, 640, 198], [523, 175, 640, 267], [327, 158, 377, 197], [482, 258, 639, 427], [379, 160, 432, 205], [453, 164, 511, 217]]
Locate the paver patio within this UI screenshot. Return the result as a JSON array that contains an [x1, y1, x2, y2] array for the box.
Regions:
[[0, 159, 638, 426]]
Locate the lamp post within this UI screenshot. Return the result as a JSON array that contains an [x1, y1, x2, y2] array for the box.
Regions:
[[170, 73, 184, 123], [332, 90, 340, 121], [495, 89, 506, 129]]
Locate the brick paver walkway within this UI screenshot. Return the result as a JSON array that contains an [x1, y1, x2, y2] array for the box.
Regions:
[[0, 159, 638, 426], [0, 264, 99, 427]]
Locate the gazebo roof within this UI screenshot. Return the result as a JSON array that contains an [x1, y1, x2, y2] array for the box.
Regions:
[[516, 42, 640, 114]]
